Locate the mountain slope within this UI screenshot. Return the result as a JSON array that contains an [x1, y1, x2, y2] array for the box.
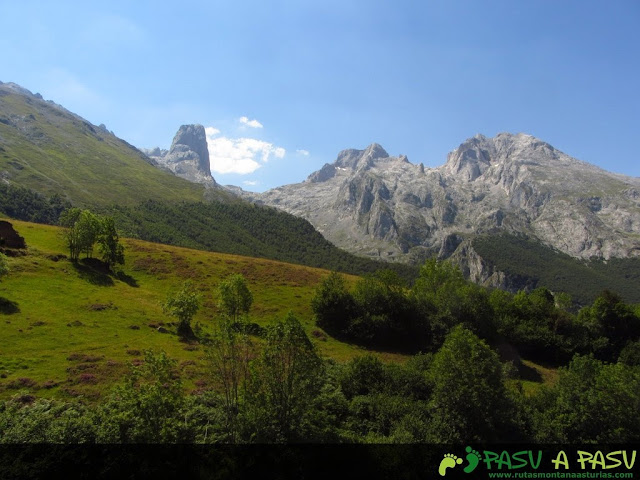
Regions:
[[0, 81, 417, 281], [0, 81, 208, 206], [254, 134, 640, 263]]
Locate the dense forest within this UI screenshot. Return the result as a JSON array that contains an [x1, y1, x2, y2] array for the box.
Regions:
[[0, 184, 70, 225], [2, 261, 639, 445], [473, 233, 640, 305]]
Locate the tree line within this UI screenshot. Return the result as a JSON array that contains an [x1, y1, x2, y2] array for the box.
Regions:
[[312, 259, 640, 365]]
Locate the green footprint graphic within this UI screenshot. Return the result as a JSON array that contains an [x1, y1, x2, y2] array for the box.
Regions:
[[464, 446, 482, 474], [439, 453, 463, 476]]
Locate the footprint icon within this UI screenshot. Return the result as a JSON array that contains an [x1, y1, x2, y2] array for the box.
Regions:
[[464, 446, 482, 474], [438, 453, 463, 476]]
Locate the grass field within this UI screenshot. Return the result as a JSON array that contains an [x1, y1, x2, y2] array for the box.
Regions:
[[0, 219, 408, 402]]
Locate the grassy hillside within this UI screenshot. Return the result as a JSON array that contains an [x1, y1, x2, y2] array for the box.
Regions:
[[0, 219, 407, 402], [0, 83, 206, 206], [109, 200, 419, 282], [473, 233, 640, 305]]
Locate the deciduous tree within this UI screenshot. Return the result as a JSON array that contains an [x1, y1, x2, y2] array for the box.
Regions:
[[218, 274, 253, 322], [97, 216, 125, 271], [163, 280, 201, 338]]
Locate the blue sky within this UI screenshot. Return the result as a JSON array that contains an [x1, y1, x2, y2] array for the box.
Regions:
[[1, 0, 639, 191]]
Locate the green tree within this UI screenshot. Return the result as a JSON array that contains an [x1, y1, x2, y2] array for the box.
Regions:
[[95, 350, 189, 443], [575, 290, 640, 361], [412, 259, 494, 349], [311, 271, 356, 335], [163, 280, 201, 338], [59, 208, 101, 261], [207, 318, 255, 442], [218, 274, 253, 322], [97, 216, 125, 271], [413, 258, 466, 297], [426, 325, 520, 442], [246, 313, 325, 442], [338, 354, 387, 399], [619, 341, 640, 366], [530, 354, 640, 442]]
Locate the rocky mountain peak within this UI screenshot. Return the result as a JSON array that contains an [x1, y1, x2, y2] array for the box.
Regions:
[[363, 143, 389, 160], [145, 124, 215, 185], [335, 143, 390, 169], [445, 134, 496, 181], [307, 143, 392, 183], [169, 124, 210, 173], [445, 132, 566, 181]]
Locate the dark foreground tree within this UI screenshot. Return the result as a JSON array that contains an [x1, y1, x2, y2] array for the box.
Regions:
[[529, 354, 640, 443], [311, 271, 355, 335], [95, 350, 190, 442], [207, 318, 255, 442], [426, 325, 520, 442], [246, 313, 325, 442]]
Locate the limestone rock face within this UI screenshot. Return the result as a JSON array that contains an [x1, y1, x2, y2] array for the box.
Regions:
[[252, 133, 640, 263], [144, 125, 215, 185]]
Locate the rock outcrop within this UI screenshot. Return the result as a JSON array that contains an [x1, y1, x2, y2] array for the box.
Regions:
[[252, 133, 640, 264], [144, 125, 216, 185], [0, 221, 26, 249]]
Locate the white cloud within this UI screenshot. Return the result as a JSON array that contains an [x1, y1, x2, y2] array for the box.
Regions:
[[296, 149, 310, 156], [243, 180, 259, 186], [206, 127, 286, 175], [239, 116, 263, 129]]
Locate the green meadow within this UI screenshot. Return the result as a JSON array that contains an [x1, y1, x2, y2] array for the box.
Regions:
[[0, 219, 408, 402]]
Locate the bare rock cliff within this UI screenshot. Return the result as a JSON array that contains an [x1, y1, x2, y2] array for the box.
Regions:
[[254, 133, 640, 263]]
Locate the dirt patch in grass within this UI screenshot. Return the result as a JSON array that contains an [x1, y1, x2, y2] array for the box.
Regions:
[[170, 252, 198, 279], [132, 256, 171, 275], [15, 393, 36, 404], [6, 377, 37, 389], [66, 354, 103, 364], [76, 373, 98, 384], [42, 380, 58, 389], [88, 302, 116, 311]]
